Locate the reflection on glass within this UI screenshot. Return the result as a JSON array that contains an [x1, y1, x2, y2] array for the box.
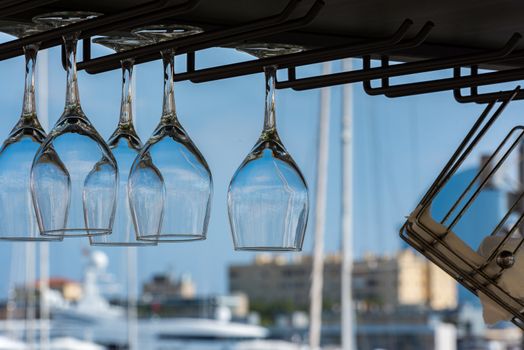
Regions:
[[227, 43, 309, 251], [90, 35, 161, 247], [0, 21, 62, 241], [129, 25, 212, 242], [31, 12, 118, 238]]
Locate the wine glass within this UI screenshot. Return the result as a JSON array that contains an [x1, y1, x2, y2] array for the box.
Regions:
[[129, 25, 213, 242], [0, 21, 62, 241], [31, 12, 118, 238], [227, 43, 309, 251], [89, 35, 163, 246]]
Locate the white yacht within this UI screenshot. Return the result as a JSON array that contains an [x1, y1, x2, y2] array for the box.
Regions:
[[1, 251, 305, 350]]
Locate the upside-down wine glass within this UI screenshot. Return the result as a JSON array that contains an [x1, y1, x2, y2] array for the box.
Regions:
[[31, 12, 118, 238], [227, 43, 309, 251], [90, 35, 162, 246], [129, 25, 212, 242], [0, 21, 62, 241]]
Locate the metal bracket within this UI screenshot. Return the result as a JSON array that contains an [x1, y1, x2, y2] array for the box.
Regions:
[[0, 0, 522, 102], [0, 0, 201, 61], [367, 64, 524, 98], [0, 0, 59, 17], [399, 88, 524, 329], [272, 21, 433, 90], [453, 66, 524, 103], [78, 0, 325, 74], [362, 33, 523, 99], [168, 18, 418, 83]]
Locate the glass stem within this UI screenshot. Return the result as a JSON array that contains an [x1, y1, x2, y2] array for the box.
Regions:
[[20, 44, 40, 127], [262, 65, 278, 137], [118, 58, 135, 129], [63, 32, 81, 112], [160, 49, 177, 124]]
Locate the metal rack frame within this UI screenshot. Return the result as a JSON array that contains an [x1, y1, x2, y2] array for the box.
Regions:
[[0, 0, 59, 18], [399, 88, 524, 328], [78, 0, 325, 73], [0, 0, 202, 60], [0, 0, 524, 103]]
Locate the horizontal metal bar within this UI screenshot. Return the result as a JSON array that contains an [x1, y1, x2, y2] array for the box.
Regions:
[[455, 89, 524, 103], [80, 0, 302, 71], [79, 0, 321, 73], [454, 67, 524, 103], [0, 0, 59, 17], [0, 0, 28, 8], [279, 32, 520, 91], [169, 19, 416, 83], [79, 0, 299, 72], [0, 0, 199, 60], [375, 66, 524, 97], [360, 33, 524, 99], [77, 0, 203, 40]]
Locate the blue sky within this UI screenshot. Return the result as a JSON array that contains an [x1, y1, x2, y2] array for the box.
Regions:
[[0, 35, 522, 298]]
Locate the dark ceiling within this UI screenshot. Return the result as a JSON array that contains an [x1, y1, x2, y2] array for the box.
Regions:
[[5, 0, 524, 60]]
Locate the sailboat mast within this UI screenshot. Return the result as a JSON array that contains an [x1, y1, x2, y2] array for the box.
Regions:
[[341, 58, 355, 350], [309, 62, 331, 350], [25, 242, 35, 349], [127, 247, 138, 350]]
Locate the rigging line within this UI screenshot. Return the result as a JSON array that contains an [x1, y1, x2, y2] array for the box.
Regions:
[[371, 105, 398, 348], [356, 89, 374, 257], [377, 104, 403, 218], [499, 148, 522, 195], [410, 99, 421, 203], [369, 62, 401, 255], [369, 98, 386, 255], [366, 108, 377, 254], [505, 140, 524, 191], [304, 92, 321, 194], [299, 66, 327, 233], [502, 174, 520, 197]]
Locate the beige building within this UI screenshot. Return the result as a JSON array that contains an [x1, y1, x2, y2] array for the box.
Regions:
[[229, 249, 457, 311]]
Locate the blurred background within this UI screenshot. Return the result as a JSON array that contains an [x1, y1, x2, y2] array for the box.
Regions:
[[0, 32, 523, 350]]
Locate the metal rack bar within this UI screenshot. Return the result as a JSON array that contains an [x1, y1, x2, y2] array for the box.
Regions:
[[364, 65, 524, 97], [358, 33, 524, 100], [0, 0, 200, 61], [416, 88, 518, 216], [419, 101, 496, 204], [78, 0, 323, 73], [0, 0, 30, 8], [454, 88, 524, 104], [272, 32, 520, 91], [166, 19, 421, 83], [397, 90, 524, 329], [401, 223, 524, 328], [0, 0, 519, 101], [0, 0, 59, 17], [480, 190, 524, 269], [453, 66, 524, 103], [446, 127, 524, 231]]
